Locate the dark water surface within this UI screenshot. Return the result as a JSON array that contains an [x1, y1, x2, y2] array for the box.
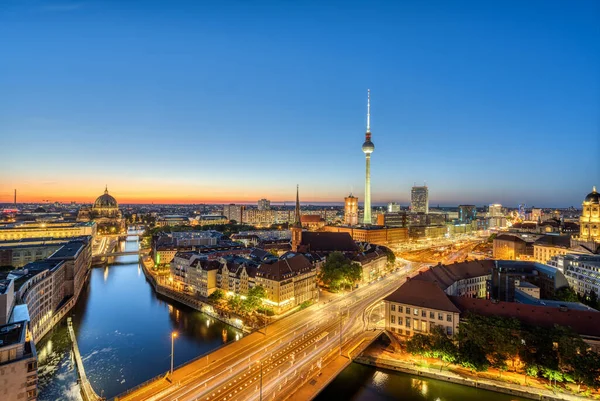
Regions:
[[316, 362, 529, 401]]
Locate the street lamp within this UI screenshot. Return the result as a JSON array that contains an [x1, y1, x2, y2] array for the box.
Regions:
[[170, 331, 178, 375]]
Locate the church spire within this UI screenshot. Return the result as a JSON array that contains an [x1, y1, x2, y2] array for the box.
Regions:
[[104, 185, 108, 194], [293, 184, 301, 227]]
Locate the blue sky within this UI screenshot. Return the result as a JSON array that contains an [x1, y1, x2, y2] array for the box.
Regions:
[[1, 0, 599, 207]]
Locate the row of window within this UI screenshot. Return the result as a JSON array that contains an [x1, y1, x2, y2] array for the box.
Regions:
[[390, 304, 453, 322]]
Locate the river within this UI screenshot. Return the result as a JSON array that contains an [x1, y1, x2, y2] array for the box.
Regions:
[[36, 234, 528, 401], [36, 234, 242, 400], [316, 362, 529, 401]]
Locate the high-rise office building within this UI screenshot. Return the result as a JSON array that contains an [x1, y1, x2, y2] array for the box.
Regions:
[[344, 194, 359, 226], [458, 205, 477, 223], [361, 89, 375, 225], [411, 185, 429, 214], [488, 204, 503, 217], [257, 199, 271, 211], [222, 204, 245, 223], [387, 202, 401, 213]]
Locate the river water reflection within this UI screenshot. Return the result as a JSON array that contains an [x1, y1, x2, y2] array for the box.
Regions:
[[37, 235, 242, 400], [316, 362, 529, 401]]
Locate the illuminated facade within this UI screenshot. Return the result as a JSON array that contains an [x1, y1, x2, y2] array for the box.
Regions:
[[77, 187, 124, 234], [344, 194, 358, 226], [580, 186, 600, 242], [362, 89, 374, 225], [257, 199, 271, 211], [322, 225, 408, 245], [411, 186, 428, 214], [0, 222, 97, 241]]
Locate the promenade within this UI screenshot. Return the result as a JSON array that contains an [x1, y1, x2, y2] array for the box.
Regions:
[[67, 317, 104, 401]]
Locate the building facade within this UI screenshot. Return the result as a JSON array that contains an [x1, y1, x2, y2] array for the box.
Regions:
[[579, 186, 599, 242], [458, 205, 476, 223], [384, 279, 461, 337], [344, 195, 359, 226], [222, 204, 245, 223], [322, 225, 408, 246], [0, 222, 96, 241], [257, 199, 271, 211], [549, 253, 600, 298], [411, 186, 429, 214]]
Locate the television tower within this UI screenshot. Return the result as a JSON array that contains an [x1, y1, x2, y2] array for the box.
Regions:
[[361, 89, 375, 225]]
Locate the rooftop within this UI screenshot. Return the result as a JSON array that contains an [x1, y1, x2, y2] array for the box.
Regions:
[[450, 296, 600, 338], [412, 260, 494, 290], [533, 234, 571, 248], [0, 321, 26, 349], [257, 254, 314, 281], [47, 240, 88, 260], [384, 279, 461, 313], [300, 232, 358, 252]]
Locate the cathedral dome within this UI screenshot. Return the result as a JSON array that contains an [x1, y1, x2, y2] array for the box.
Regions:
[[584, 186, 599, 204], [94, 187, 118, 209]]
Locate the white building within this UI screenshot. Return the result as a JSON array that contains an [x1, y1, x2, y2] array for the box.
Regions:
[[548, 253, 600, 297], [258, 199, 271, 211], [387, 202, 401, 213]]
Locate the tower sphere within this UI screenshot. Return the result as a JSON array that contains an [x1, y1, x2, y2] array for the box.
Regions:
[[362, 139, 375, 154]]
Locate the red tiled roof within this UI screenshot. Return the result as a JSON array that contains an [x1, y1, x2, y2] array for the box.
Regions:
[[384, 279, 460, 313], [412, 260, 494, 290], [450, 297, 600, 338]]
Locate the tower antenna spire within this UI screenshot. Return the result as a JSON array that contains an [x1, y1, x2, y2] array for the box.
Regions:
[[366, 89, 371, 133]]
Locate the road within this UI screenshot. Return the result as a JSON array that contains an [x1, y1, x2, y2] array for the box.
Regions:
[[120, 266, 413, 401]]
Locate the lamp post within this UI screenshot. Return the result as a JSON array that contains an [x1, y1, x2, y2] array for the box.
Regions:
[[170, 331, 178, 375]]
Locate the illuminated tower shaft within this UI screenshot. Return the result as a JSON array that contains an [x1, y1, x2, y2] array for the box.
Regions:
[[364, 154, 372, 224], [361, 89, 375, 225]]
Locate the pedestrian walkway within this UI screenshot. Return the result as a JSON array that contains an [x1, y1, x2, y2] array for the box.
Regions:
[[67, 317, 104, 401]]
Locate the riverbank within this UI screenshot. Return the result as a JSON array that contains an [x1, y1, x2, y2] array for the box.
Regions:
[[139, 257, 252, 333], [355, 347, 597, 401]]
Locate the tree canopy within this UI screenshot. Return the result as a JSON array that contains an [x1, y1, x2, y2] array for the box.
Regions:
[[318, 252, 362, 291]]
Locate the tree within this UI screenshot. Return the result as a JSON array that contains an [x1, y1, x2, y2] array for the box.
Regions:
[[208, 289, 225, 303], [458, 340, 489, 372], [552, 287, 579, 303], [242, 286, 266, 313], [406, 333, 433, 362], [227, 295, 242, 312], [571, 350, 600, 392], [319, 252, 363, 291], [428, 326, 458, 371]]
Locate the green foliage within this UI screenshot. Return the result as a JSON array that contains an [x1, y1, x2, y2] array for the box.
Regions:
[[208, 289, 225, 302], [242, 285, 266, 313], [257, 307, 275, 316], [319, 252, 363, 291], [227, 295, 243, 312], [552, 287, 579, 303], [299, 300, 313, 310], [406, 334, 433, 358], [458, 340, 490, 372]]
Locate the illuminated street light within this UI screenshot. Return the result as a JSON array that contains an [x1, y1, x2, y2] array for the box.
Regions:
[[170, 331, 178, 375]]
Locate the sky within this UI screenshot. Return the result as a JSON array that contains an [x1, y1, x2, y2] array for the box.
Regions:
[[1, 0, 599, 207]]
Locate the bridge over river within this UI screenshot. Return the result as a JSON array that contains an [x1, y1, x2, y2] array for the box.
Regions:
[[113, 269, 407, 401]]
